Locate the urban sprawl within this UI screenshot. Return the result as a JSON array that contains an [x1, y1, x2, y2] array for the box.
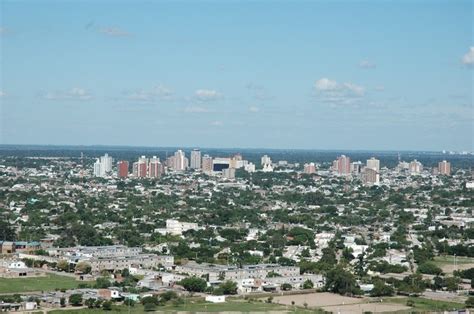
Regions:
[[0, 148, 473, 313]]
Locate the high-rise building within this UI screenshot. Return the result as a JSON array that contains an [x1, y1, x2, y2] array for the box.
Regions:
[[222, 168, 236, 179], [366, 157, 380, 172], [362, 167, 380, 185], [133, 156, 148, 178], [190, 149, 201, 169], [333, 155, 351, 175], [409, 160, 423, 174], [438, 160, 451, 176], [93, 159, 102, 177], [202, 155, 213, 174], [173, 150, 186, 171], [148, 156, 162, 178], [244, 162, 256, 173], [350, 161, 363, 174], [303, 162, 316, 174], [93, 153, 113, 177], [261, 155, 272, 166], [117, 160, 129, 178]]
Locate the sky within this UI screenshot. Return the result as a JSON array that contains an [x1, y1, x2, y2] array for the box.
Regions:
[[0, 0, 473, 151]]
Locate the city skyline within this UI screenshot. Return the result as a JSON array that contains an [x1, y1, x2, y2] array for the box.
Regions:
[[1, 1, 473, 151]]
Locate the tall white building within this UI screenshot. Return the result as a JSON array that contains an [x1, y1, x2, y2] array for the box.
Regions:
[[366, 157, 380, 172], [261, 155, 272, 166], [173, 150, 187, 171], [93, 153, 113, 177], [190, 149, 201, 169], [409, 160, 423, 174]]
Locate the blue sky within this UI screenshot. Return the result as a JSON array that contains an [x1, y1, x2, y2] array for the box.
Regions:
[[1, 0, 473, 151]]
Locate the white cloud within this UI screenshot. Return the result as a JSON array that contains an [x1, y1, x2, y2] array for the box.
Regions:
[[43, 88, 92, 101], [462, 47, 474, 65], [99, 27, 131, 37], [195, 89, 221, 101], [124, 84, 173, 102], [0, 90, 5, 97], [359, 59, 377, 69], [0, 27, 8, 36], [315, 78, 339, 91], [184, 106, 209, 113], [210, 120, 223, 126], [249, 106, 260, 113], [314, 78, 365, 96], [314, 78, 366, 106]]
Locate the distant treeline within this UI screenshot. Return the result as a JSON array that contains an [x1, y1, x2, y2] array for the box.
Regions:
[[0, 145, 473, 169]]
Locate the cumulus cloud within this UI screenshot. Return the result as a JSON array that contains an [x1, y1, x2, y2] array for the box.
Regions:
[[249, 106, 260, 113], [43, 88, 92, 101], [124, 84, 173, 102], [359, 59, 377, 69], [462, 47, 474, 65], [99, 27, 131, 37], [0, 90, 5, 97], [195, 89, 221, 101], [314, 78, 366, 106]]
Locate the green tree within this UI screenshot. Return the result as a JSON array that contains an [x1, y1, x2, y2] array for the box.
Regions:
[[75, 261, 91, 274], [281, 283, 292, 291], [85, 298, 95, 308], [179, 277, 207, 292], [102, 300, 112, 311], [69, 294, 83, 306], [466, 296, 474, 308], [417, 262, 442, 275], [370, 280, 394, 297], [219, 280, 238, 295], [324, 266, 361, 296], [303, 279, 314, 289]]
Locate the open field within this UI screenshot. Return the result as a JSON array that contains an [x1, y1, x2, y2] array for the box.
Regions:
[[270, 292, 362, 308], [47, 300, 315, 313], [386, 296, 465, 312], [0, 274, 92, 293], [433, 255, 474, 274], [322, 302, 410, 313]]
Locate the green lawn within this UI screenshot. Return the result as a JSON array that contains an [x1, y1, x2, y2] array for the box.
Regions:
[[49, 300, 316, 313], [433, 255, 474, 266], [387, 296, 465, 311], [0, 274, 91, 293]]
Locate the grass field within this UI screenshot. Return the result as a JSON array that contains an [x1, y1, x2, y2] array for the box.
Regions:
[[387, 296, 465, 311], [433, 255, 474, 266], [0, 274, 91, 293]]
